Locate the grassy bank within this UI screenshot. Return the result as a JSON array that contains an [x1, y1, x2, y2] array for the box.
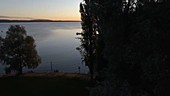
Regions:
[[0, 72, 89, 96]]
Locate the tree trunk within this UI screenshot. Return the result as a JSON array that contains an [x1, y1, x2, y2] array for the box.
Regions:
[[89, 66, 94, 80], [89, 65, 96, 87], [17, 66, 23, 75]]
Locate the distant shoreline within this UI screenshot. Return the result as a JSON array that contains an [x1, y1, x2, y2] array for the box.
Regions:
[[0, 72, 88, 78], [0, 19, 81, 23]]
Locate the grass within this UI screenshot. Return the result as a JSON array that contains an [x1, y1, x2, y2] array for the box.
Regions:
[[0, 72, 89, 96]]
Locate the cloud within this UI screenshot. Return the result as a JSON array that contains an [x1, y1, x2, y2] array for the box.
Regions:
[[0, 16, 33, 20]]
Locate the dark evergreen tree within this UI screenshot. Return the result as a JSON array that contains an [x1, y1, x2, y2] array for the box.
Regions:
[[79, 0, 170, 96], [78, 0, 101, 81]]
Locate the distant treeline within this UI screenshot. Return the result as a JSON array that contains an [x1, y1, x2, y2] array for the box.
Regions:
[[0, 19, 80, 23]]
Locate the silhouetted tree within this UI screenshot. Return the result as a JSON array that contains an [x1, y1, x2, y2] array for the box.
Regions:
[[78, 1, 100, 81], [0, 36, 3, 62], [1, 25, 41, 75], [79, 0, 170, 96]]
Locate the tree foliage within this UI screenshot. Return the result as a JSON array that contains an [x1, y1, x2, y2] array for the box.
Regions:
[[79, 0, 170, 96], [0, 25, 41, 75], [78, 0, 102, 81], [0, 36, 3, 62]]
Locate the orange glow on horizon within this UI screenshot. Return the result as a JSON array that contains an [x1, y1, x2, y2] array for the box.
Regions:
[[0, 0, 82, 21]]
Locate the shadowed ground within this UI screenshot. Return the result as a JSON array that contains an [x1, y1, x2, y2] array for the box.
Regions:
[[0, 72, 89, 96]]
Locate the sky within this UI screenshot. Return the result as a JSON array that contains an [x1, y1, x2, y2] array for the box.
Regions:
[[0, 0, 82, 20]]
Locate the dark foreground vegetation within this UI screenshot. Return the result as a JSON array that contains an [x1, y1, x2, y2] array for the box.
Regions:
[[0, 73, 89, 96], [78, 0, 170, 96]]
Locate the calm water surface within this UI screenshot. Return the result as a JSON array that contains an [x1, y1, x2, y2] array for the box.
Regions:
[[0, 22, 88, 74]]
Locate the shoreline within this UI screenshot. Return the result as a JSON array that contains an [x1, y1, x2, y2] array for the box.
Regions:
[[0, 72, 89, 79]]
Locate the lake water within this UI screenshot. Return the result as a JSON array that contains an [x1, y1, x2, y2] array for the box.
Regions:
[[0, 22, 88, 74]]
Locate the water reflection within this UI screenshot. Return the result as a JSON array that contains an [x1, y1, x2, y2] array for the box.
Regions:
[[0, 22, 88, 73]]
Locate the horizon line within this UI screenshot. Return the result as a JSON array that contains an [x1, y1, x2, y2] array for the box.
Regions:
[[0, 15, 81, 21], [0, 19, 81, 23]]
